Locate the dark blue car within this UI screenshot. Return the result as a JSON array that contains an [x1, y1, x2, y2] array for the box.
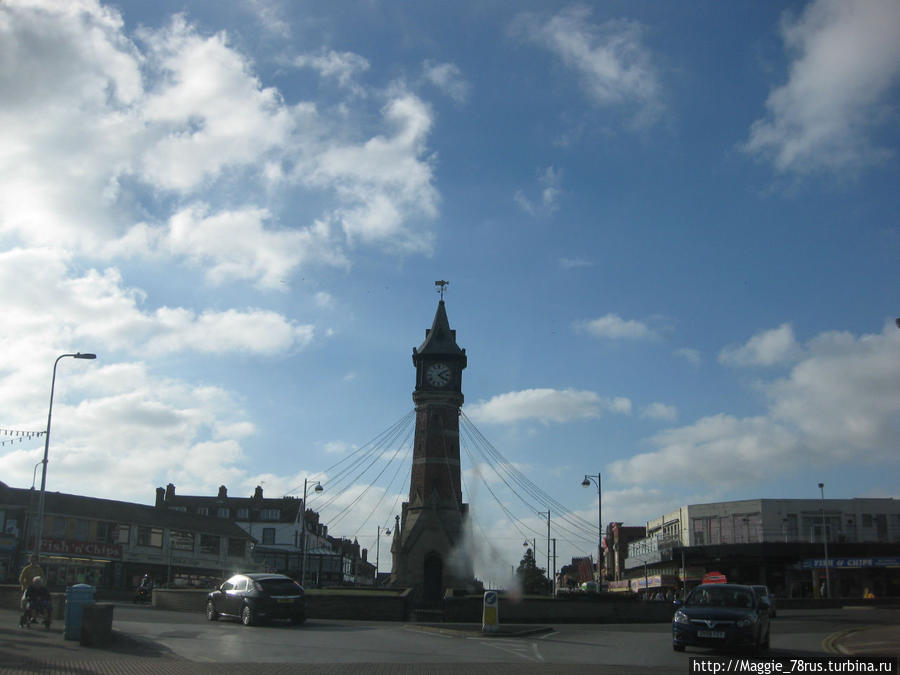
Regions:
[[206, 573, 306, 626], [672, 583, 771, 654]]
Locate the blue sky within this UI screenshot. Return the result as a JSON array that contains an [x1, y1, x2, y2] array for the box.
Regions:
[[1, 0, 899, 581]]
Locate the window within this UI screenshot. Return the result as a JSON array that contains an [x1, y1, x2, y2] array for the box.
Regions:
[[116, 524, 130, 544], [95, 522, 111, 542], [217, 507, 230, 518], [228, 538, 245, 557], [171, 531, 194, 551], [52, 516, 67, 538], [260, 509, 280, 521], [237, 508, 249, 519], [137, 526, 163, 548], [863, 514, 873, 527], [199, 534, 220, 555], [197, 507, 209, 516], [262, 528, 275, 545], [233, 577, 248, 592], [74, 519, 89, 540]]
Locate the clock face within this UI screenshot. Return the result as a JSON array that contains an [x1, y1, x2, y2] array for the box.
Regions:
[[426, 362, 452, 387]]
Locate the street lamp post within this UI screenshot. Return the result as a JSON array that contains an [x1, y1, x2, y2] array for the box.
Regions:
[[34, 352, 96, 559], [375, 524, 391, 586], [299, 478, 323, 588], [818, 482, 831, 599], [582, 473, 602, 586], [538, 510, 550, 590]]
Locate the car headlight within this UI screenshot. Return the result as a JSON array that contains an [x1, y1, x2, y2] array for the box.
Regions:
[[674, 610, 690, 625], [737, 615, 757, 628]]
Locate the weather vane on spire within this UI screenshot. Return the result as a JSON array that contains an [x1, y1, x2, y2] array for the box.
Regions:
[[434, 280, 449, 300]]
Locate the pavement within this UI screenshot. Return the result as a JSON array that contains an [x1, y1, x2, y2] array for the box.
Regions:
[[1, 607, 898, 674]]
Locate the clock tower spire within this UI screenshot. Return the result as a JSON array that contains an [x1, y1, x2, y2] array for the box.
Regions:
[[390, 293, 474, 603]]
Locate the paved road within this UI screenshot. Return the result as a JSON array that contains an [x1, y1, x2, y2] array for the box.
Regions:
[[1, 605, 897, 674]]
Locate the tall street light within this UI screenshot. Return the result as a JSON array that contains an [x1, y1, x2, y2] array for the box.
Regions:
[[538, 510, 550, 590], [375, 524, 391, 586], [818, 482, 831, 599], [582, 473, 602, 585], [35, 352, 97, 559], [299, 478, 323, 588]]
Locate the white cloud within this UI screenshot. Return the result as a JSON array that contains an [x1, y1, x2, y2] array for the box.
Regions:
[[423, 61, 470, 103], [576, 314, 657, 340], [0, 2, 440, 287], [611, 323, 900, 487], [743, 0, 900, 173], [0, 248, 316, 359], [512, 5, 663, 127], [674, 348, 701, 366], [515, 166, 563, 216], [293, 49, 370, 92], [467, 388, 631, 425], [641, 402, 678, 422], [109, 205, 349, 290], [324, 440, 355, 455], [304, 93, 439, 253], [0, 360, 255, 502], [719, 323, 799, 367], [137, 15, 297, 192]]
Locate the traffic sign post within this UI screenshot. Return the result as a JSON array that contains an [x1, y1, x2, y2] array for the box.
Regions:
[[482, 590, 499, 633]]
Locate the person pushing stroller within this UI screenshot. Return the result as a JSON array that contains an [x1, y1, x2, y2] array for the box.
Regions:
[[19, 576, 52, 629]]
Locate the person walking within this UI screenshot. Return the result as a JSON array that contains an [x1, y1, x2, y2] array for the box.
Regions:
[[18, 554, 44, 590], [18, 555, 45, 618]]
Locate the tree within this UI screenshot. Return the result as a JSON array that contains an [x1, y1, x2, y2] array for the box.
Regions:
[[517, 547, 551, 595]]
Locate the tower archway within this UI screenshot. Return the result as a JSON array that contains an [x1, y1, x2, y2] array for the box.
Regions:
[[423, 552, 443, 606]]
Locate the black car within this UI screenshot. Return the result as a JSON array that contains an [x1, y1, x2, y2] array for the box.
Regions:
[[751, 584, 777, 618], [672, 583, 770, 654], [206, 573, 306, 626]]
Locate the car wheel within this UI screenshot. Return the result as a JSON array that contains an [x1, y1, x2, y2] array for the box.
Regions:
[[206, 600, 218, 621], [241, 604, 255, 626], [750, 633, 762, 656], [673, 643, 685, 652]]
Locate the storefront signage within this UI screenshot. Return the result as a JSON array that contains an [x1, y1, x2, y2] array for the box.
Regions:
[[42, 538, 122, 559], [801, 557, 900, 569]]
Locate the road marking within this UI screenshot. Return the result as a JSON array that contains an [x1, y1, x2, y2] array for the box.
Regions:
[[471, 638, 542, 662]]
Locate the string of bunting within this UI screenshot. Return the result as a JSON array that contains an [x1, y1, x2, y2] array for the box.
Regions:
[[0, 428, 46, 447]]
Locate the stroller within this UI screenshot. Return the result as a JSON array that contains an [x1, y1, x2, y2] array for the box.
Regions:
[[19, 595, 52, 630]]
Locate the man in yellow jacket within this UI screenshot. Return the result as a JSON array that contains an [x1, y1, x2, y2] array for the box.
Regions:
[[18, 555, 45, 610], [19, 555, 44, 589]]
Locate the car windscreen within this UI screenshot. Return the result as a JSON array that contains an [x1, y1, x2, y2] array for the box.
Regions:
[[687, 587, 755, 608], [257, 578, 301, 595]]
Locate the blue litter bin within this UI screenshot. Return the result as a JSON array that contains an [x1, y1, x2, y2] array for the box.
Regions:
[[64, 584, 95, 640]]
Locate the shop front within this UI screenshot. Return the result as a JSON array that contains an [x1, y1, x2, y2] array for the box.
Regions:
[[38, 538, 122, 590], [800, 556, 900, 599]]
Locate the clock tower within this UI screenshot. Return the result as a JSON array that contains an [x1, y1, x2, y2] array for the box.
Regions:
[[390, 298, 475, 602]]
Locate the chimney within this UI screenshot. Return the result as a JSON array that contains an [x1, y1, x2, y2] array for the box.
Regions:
[[155, 487, 165, 508], [253, 485, 263, 500], [217, 485, 227, 499], [362, 548, 368, 562], [165, 483, 175, 500]]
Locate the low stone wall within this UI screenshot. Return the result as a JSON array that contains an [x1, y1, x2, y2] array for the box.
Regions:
[[0, 585, 65, 619], [307, 589, 412, 621], [152, 587, 413, 621], [152, 588, 208, 612], [444, 594, 676, 624]]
